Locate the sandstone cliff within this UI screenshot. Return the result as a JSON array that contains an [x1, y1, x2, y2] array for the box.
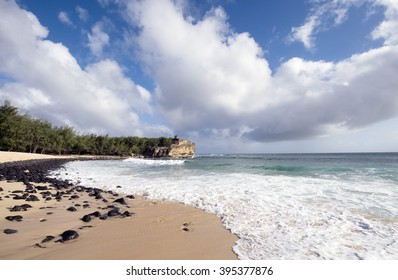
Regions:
[[142, 138, 195, 159]]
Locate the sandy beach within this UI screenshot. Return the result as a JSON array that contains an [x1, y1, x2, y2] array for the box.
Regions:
[[0, 151, 237, 260]]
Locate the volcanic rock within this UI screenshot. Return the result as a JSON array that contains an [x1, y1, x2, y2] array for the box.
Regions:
[[81, 215, 92, 223], [3, 229, 18, 234], [59, 230, 79, 242]]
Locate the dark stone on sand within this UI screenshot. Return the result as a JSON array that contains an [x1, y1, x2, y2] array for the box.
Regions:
[[67, 206, 77, 212], [5, 215, 23, 222], [0, 187, 3, 192], [126, 195, 135, 199], [107, 209, 121, 217], [9, 204, 32, 212], [79, 225, 93, 229], [116, 185, 122, 188], [41, 235, 55, 243], [47, 212, 53, 215], [82, 204, 90, 208], [60, 230, 79, 242], [3, 229, 18, 234], [99, 215, 108, 220], [113, 197, 127, 205], [112, 193, 119, 197], [81, 214, 92, 223], [35, 186, 48, 191], [45, 197, 52, 201], [122, 211, 133, 217], [90, 211, 101, 217], [102, 199, 108, 203], [75, 204, 81, 207], [12, 190, 24, 193], [182, 227, 189, 232], [71, 195, 79, 199], [26, 194, 40, 201], [33, 243, 45, 248], [95, 194, 103, 200]]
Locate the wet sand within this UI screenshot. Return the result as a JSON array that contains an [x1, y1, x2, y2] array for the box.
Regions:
[[0, 152, 238, 260]]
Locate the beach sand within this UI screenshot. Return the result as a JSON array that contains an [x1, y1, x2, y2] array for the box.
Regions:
[[0, 151, 237, 260]]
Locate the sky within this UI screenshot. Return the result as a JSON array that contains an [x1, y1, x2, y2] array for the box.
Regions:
[[0, 0, 398, 154]]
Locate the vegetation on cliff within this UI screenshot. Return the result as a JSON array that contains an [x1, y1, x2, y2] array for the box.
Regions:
[[0, 101, 175, 156]]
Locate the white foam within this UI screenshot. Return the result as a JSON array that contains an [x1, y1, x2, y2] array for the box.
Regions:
[[123, 157, 186, 166], [50, 160, 398, 260]]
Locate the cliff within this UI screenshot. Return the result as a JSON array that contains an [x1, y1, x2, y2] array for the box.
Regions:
[[142, 138, 196, 159]]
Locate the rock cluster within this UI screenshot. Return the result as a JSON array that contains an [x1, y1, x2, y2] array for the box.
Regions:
[[1, 158, 135, 246]]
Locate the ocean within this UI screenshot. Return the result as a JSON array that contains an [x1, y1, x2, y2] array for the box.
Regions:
[[50, 153, 398, 260]]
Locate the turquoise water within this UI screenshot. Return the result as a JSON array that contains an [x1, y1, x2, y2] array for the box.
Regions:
[[52, 153, 398, 259]]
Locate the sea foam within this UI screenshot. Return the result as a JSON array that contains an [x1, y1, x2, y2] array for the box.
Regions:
[[50, 154, 398, 260]]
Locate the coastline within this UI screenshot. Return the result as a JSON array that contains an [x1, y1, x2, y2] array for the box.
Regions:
[[0, 151, 237, 260]]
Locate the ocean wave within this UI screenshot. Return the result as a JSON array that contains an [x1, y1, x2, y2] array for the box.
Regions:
[[123, 157, 186, 166]]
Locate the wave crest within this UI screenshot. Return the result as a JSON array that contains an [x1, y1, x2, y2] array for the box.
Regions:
[[123, 158, 185, 166]]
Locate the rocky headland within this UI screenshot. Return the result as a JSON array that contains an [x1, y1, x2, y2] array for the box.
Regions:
[[142, 138, 196, 159]]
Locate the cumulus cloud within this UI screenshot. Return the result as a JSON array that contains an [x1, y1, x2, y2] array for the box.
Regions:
[[0, 0, 169, 137], [125, 0, 398, 142], [58, 11, 73, 26], [87, 21, 110, 57]]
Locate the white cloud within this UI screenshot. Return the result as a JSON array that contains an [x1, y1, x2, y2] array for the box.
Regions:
[[125, 0, 398, 143], [288, 0, 367, 50], [0, 0, 168, 137], [76, 6, 89, 21], [87, 21, 110, 57], [58, 11, 73, 26], [372, 0, 398, 45]]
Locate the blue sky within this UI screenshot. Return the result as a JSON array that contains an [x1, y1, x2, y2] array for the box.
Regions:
[[1, 0, 398, 153]]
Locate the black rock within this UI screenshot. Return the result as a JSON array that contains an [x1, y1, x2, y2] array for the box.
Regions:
[[9, 204, 32, 212], [113, 197, 127, 205], [126, 195, 135, 199], [122, 211, 133, 217], [26, 195, 40, 202], [35, 186, 48, 191], [71, 195, 79, 199], [0, 187, 3, 191], [107, 209, 121, 217], [3, 229, 18, 234], [5, 215, 23, 222], [82, 204, 90, 208], [89, 211, 101, 217], [12, 190, 24, 193], [116, 185, 122, 188], [41, 235, 55, 243], [60, 230, 79, 242], [99, 215, 108, 220], [81, 214, 92, 223], [67, 206, 77, 212]]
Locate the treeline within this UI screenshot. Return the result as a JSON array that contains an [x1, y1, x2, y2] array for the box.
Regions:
[[0, 101, 174, 156]]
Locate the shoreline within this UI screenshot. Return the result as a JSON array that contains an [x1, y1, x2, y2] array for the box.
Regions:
[[0, 151, 238, 260]]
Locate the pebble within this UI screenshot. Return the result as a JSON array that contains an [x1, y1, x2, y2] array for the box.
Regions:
[[107, 209, 121, 217], [5, 215, 23, 222], [114, 197, 127, 205], [81, 215, 92, 223], [59, 230, 79, 242], [3, 229, 18, 234], [67, 206, 77, 212], [41, 235, 55, 243]]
